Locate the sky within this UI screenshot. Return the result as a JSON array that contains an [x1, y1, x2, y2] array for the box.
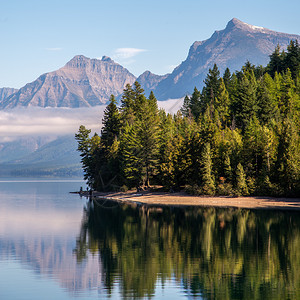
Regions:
[[0, 0, 299, 89]]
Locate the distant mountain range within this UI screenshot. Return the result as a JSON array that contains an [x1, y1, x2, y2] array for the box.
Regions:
[[0, 18, 299, 109], [0, 135, 82, 177]]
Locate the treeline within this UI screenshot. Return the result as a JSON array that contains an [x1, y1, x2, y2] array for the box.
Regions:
[[76, 40, 300, 197]]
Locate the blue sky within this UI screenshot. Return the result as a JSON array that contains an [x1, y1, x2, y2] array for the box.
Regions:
[[0, 0, 299, 89]]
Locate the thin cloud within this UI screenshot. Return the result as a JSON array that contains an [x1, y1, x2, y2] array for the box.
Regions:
[[0, 106, 106, 142], [0, 99, 183, 143], [113, 48, 147, 60]]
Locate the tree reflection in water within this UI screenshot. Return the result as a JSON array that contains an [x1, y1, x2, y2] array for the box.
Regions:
[[75, 199, 300, 299]]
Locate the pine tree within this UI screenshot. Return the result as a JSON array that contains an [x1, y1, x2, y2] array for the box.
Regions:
[[202, 64, 221, 111], [278, 69, 298, 117], [75, 125, 96, 188], [223, 67, 231, 89], [96, 95, 122, 190], [224, 153, 232, 182], [121, 83, 135, 125], [267, 44, 284, 77], [235, 163, 249, 196], [199, 143, 215, 195], [215, 78, 230, 126], [284, 40, 300, 80], [189, 87, 201, 120], [181, 95, 191, 117], [119, 89, 160, 189], [275, 117, 300, 195], [233, 69, 258, 130], [101, 95, 121, 150], [137, 94, 160, 187], [157, 111, 177, 188], [243, 117, 263, 178], [119, 122, 141, 189], [257, 73, 279, 124]]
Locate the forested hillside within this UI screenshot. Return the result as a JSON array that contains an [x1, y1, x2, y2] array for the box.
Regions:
[[76, 41, 300, 197]]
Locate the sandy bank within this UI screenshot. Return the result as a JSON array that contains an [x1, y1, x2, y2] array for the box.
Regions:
[[78, 190, 300, 210]]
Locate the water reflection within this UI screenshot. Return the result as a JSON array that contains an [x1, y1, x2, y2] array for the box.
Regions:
[[75, 200, 300, 299], [0, 180, 104, 298]]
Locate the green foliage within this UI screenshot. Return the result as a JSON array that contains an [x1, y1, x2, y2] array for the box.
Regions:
[[235, 163, 249, 196], [199, 143, 215, 195], [267, 40, 300, 80], [101, 95, 121, 150], [76, 42, 300, 197]]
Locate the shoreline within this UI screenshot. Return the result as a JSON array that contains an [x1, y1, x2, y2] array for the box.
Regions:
[[77, 190, 300, 210]]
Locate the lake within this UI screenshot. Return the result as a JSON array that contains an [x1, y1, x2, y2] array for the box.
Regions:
[[0, 179, 299, 299]]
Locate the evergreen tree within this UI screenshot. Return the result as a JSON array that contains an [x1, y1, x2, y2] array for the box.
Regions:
[[224, 153, 232, 182], [121, 83, 135, 125], [278, 69, 298, 117], [267, 44, 284, 77], [243, 117, 263, 178], [157, 111, 177, 188], [202, 64, 221, 111], [101, 95, 121, 150], [75, 125, 97, 188], [181, 95, 191, 117], [189, 87, 202, 120], [275, 117, 300, 195], [223, 67, 231, 89], [199, 143, 215, 195], [257, 73, 279, 124], [119, 122, 141, 189], [233, 69, 258, 130], [215, 78, 230, 126], [137, 95, 160, 187], [235, 163, 249, 196], [96, 95, 122, 190], [284, 40, 300, 80]]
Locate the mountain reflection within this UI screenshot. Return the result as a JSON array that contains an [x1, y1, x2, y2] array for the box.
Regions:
[[0, 206, 103, 294], [75, 199, 300, 299]]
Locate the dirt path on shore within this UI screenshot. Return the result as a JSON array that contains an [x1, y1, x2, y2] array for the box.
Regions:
[[80, 190, 300, 210]]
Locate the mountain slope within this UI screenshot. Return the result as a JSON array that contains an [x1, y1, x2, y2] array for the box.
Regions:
[[136, 71, 168, 97], [0, 87, 18, 102], [152, 18, 300, 100], [0, 55, 136, 109], [0, 136, 56, 163], [0, 135, 82, 176]]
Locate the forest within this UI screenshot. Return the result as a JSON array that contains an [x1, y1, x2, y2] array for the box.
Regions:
[[75, 40, 300, 197]]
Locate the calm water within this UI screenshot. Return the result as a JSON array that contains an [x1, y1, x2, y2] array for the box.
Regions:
[[0, 179, 299, 299]]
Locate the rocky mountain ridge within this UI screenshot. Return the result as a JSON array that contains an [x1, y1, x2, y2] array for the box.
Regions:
[[151, 18, 300, 99], [0, 18, 299, 107], [0, 87, 18, 103], [0, 55, 136, 109]]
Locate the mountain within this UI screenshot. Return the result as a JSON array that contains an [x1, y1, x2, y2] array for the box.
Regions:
[[136, 71, 168, 97], [151, 18, 300, 100], [0, 55, 136, 109], [0, 136, 56, 163], [0, 87, 18, 102], [0, 18, 299, 107], [0, 135, 82, 177]]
